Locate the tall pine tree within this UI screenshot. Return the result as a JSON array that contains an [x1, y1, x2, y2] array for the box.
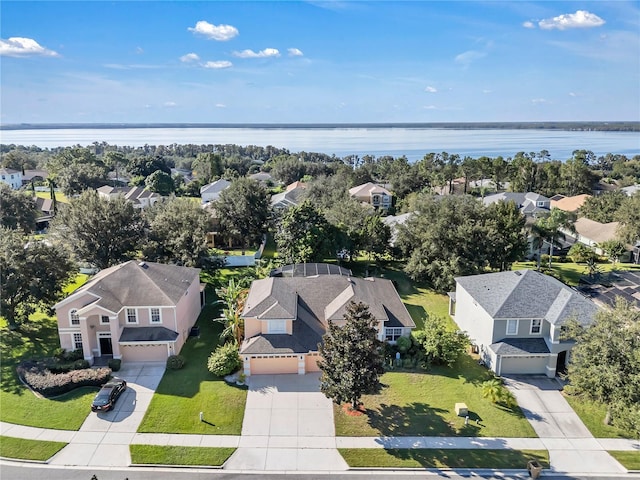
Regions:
[[318, 301, 385, 410]]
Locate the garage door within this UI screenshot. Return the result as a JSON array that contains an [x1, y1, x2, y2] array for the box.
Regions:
[[250, 356, 298, 375], [500, 356, 548, 375], [305, 353, 321, 372], [120, 344, 168, 362]]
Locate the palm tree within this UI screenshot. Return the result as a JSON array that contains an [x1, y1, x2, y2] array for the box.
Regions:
[[481, 379, 504, 404], [214, 278, 249, 345], [46, 177, 58, 214]]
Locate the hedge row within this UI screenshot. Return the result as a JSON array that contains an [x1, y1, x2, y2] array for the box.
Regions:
[[17, 362, 111, 397]]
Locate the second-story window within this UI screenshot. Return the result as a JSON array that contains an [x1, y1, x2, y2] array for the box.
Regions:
[[150, 308, 161, 324], [100, 315, 110, 324], [70, 309, 80, 326], [126, 308, 137, 323], [530, 319, 542, 334], [506, 319, 518, 335]]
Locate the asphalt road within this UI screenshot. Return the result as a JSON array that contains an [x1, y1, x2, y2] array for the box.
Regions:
[[1, 463, 640, 480]]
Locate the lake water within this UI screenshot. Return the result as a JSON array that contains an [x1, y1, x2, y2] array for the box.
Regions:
[[1, 127, 639, 161]]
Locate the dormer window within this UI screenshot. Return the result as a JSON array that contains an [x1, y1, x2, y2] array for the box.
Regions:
[[530, 319, 542, 334], [267, 319, 286, 334]]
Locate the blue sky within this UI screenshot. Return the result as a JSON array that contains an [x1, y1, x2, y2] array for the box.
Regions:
[[1, 1, 639, 124]]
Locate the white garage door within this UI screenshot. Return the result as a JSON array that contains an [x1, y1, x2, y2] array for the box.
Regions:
[[121, 344, 168, 362], [500, 356, 548, 375]]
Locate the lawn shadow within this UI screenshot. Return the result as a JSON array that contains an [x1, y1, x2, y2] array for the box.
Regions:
[[366, 402, 455, 437]]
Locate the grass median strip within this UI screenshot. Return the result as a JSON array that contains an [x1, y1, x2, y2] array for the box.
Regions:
[[0, 436, 67, 461], [130, 445, 236, 466], [609, 451, 640, 471], [339, 448, 549, 469]]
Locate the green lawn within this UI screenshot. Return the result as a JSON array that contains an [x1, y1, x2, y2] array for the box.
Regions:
[[35, 191, 69, 203], [339, 448, 549, 469], [0, 436, 67, 461], [130, 445, 236, 466], [334, 356, 536, 438], [609, 451, 640, 470], [564, 394, 634, 438], [512, 261, 640, 287], [0, 274, 95, 430], [137, 304, 247, 434]]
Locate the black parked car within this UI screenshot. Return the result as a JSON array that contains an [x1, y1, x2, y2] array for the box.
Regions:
[[91, 378, 127, 412]]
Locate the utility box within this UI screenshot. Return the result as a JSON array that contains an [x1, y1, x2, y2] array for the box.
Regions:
[[527, 460, 542, 479], [455, 402, 468, 417]]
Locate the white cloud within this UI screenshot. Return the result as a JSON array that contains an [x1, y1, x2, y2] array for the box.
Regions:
[[423, 105, 438, 110], [0, 37, 59, 57], [232, 48, 280, 58], [483, 89, 492, 94], [538, 10, 605, 30], [569, 92, 577, 97], [287, 48, 304, 57], [203, 60, 232, 69], [215, 103, 226, 108], [424, 86, 437, 93], [164, 101, 177, 107], [180, 53, 200, 63], [135, 46, 144, 54], [522, 21, 535, 29], [531, 98, 549, 104], [454, 50, 486, 65], [188, 21, 239, 41]]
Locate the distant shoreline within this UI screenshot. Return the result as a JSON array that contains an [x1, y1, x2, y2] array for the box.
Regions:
[[1, 121, 639, 132]]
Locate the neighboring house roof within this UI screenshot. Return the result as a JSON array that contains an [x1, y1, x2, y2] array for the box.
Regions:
[[200, 179, 231, 197], [97, 185, 160, 204], [482, 192, 550, 215], [270, 182, 307, 208], [55, 260, 200, 313], [573, 217, 620, 244], [241, 268, 415, 355], [0, 168, 20, 175], [383, 212, 415, 245], [22, 169, 48, 182], [34, 196, 54, 213], [455, 269, 598, 326], [249, 172, 274, 183], [622, 184, 640, 196], [349, 182, 392, 198], [551, 194, 591, 212]]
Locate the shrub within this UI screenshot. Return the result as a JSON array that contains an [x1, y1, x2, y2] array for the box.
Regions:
[[207, 343, 242, 377], [108, 358, 122, 372], [166, 354, 185, 370], [395, 335, 412, 354], [416, 315, 469, 367], [17, 362, 112, 397]]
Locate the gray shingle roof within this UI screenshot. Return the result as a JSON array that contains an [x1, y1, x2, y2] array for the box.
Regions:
[[65, 261, 200, 313], [200, 179, 231, 195], [489, 338, 550, 355], [120, 326, 179, 343], [456, 269, 599, 326]]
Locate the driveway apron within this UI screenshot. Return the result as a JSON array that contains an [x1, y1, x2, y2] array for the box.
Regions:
[[503, 375, 626, 475], [224, 373, 348, 472], [48, 362, 165, 468]]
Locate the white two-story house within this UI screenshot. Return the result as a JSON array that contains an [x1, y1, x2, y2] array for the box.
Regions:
[[449, 269, 599, 377]]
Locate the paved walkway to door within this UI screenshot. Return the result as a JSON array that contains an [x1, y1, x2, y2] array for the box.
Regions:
[[503, 375, 627, 475], [223, 373, 349, 471]]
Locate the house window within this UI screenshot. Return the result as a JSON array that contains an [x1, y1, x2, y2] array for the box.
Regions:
[[100, 315, 110, 324], [530, 319, 542, 334], [126, 308, 137, 323], [506, 319, 518, 335], [73, 333, 83, 350], [70, 309, 80, 326], [150, 308, 161, 324], [537, 201, 545, 207], [268, 319, 286, 334], [385, 327, 403, 342]]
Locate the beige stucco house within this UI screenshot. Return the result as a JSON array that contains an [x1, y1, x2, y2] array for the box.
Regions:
[[449, 269, 599, 377], [54, 261, 204, 364], [97, 185, 161, 209], [349, 182, 393, 211], [240, 263, 415, 376]]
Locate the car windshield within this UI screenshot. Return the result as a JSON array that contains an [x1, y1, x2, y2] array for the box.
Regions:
[[93, 389, 112, 405]]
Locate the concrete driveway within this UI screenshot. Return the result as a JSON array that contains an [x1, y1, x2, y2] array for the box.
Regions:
[[49, 362, 165, 468], [503, 375, 626, 475], [224, 373, 348, 472]]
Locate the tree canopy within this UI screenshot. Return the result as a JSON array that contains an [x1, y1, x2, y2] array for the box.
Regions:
[[0, 228, 75, 329], [318, 301, 385, 409], [0, 184, 37, 232], [50, 190, 146, 269]]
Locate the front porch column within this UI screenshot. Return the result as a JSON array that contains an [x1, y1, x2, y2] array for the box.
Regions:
[[243, 356, 251, 376], [298, 355, 305, 375], [545, 354, 558, 378], [109, 317, 122, 359], [79, 317, 93, 364]]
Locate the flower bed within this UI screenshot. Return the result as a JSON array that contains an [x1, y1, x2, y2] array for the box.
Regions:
[[17, 360, 111, 397]]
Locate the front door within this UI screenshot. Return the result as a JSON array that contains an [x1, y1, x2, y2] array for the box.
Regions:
[[556, 350, 568, 376], [99, 336, 113, 355]]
